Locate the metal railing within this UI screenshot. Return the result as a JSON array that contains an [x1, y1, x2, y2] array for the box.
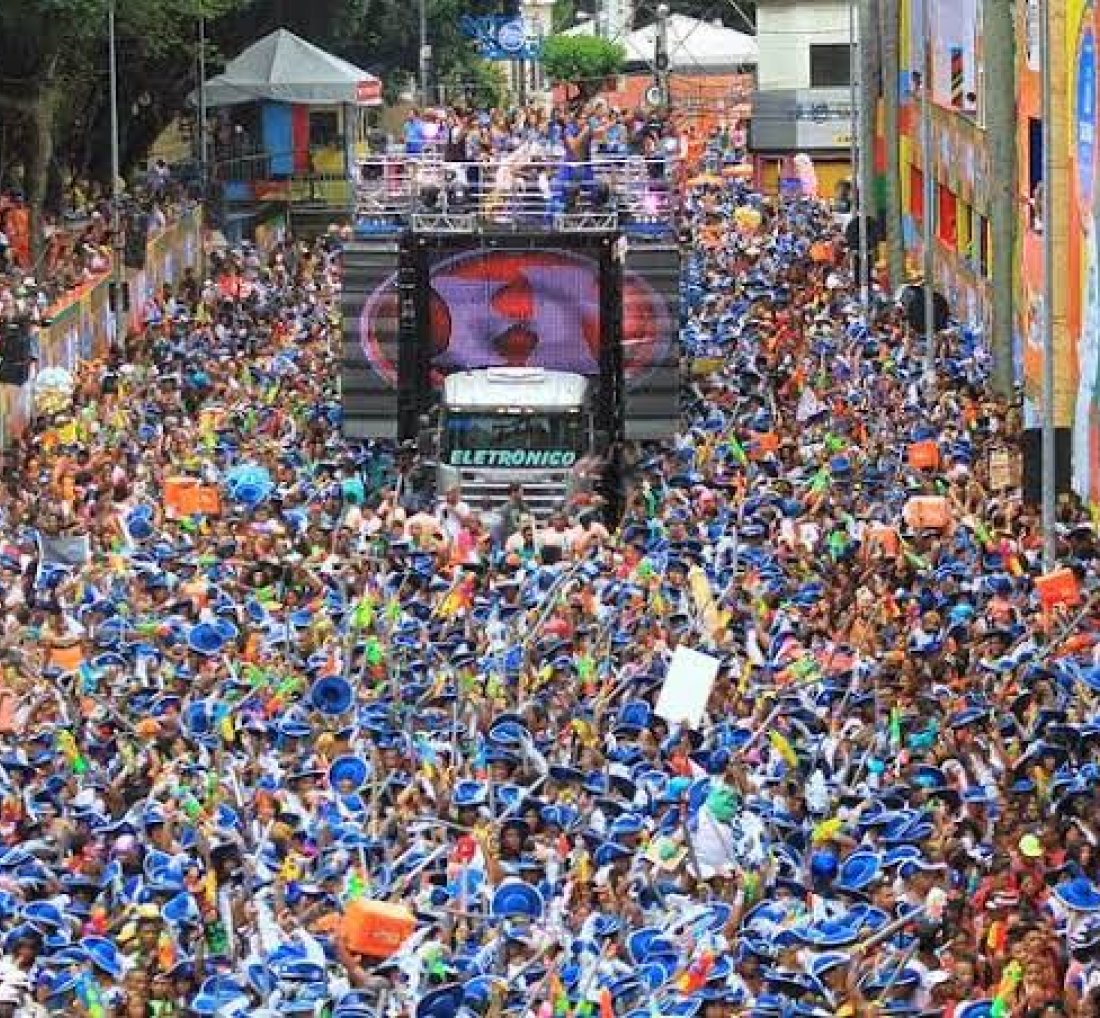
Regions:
[[354, 154, 681, 233], [211, 148, 354, 208]]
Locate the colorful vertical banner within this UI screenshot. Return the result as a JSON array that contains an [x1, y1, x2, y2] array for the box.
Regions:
[[1072, 3, 1100, 498], [950, 47, 965, 107]]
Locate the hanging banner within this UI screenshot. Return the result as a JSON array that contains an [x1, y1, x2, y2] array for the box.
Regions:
[[459, 15, 542, 60]]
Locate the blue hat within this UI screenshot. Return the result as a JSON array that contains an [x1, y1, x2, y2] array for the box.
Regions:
[[22, 901, 64, 931], [126, 507, 155, 541], [491, 880, 544, 920], [799, 918, 861, 948], [953, 1005, 994, 1018], [416, 983, 465, 1018], [191, 976, 250, 1015], [163, 892, 202, 927], [810, 849, 839, 884], [329, 754, 369, 792], [310, 675, 353, 716], [187, 623, 226, 657], [83, 935, 124, 979], [836, 851, 881, 892], [594, 842, 633, 867], [453, 781, 488, 808], [1055, 877, 1100, 911], [809, 951, 851, 979], [615, 701, 653, 734]]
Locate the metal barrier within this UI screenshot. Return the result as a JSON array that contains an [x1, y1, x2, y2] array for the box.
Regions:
[[354, 154, 681, 233]]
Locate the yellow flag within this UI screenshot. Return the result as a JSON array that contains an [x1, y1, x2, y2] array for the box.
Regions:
[[768, 730, 799, 770], [811, 816, 843, 845]]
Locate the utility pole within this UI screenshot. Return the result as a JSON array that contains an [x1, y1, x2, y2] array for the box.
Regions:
[[655, 3, 670, 104], [985, 0, 1016, 397], [419, 0, 431, 107], [881, 0, 904, 290], [1040, 0, 1056, 568], [920, 1, 936, 383], [848, 0, 859, 256], [108, 0, 124, 344], [198, 12, 208, 200], [857, 0, 877, 306]]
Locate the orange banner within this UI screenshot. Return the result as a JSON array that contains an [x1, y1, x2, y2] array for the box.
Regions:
[[164, 477, 222, 519]]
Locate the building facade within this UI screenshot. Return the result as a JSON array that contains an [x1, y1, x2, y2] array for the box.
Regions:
[[749, 0, 855, 198], [895, 0, 993, 334]]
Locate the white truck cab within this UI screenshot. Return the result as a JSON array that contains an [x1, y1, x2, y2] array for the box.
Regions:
[[426, 367, 597, 519]]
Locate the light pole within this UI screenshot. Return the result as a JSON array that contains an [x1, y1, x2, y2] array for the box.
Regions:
[[1040, 0, 1056, 568], [655, 3, 670, 105], [920, 0, 936, 384], [847, 0, 869, 306], [856, 0, 872, 308], [108, 0, 124, 340], [419, 0, 431, 107], [198, 12, 208, 199]]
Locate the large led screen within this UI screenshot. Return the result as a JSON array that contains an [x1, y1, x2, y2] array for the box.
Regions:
[[426, 248, 603, 381], [354, 244, 673, 388], [345, 239, 681, 440]]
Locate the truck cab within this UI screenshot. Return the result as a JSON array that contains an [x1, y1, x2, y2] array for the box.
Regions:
[[424, 367, 597, 520]]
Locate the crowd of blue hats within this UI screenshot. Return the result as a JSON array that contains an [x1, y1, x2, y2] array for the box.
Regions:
[[0, 175, 1098, 1018]]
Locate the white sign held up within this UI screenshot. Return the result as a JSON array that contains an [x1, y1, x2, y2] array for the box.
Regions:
[[655, 646, 720, 730]]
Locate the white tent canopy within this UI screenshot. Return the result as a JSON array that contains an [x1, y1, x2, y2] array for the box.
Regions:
[[566, 14, 758, 73], [199, 28, 383, 107]]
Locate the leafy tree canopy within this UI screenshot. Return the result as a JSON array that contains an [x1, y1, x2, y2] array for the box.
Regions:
[[540, 34, 625, 103]]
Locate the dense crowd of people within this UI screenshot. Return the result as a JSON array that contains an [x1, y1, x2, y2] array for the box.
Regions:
[[0, 132, 1096, 1018], [399, 104, 685, 164], [0, 176, 188, 328]]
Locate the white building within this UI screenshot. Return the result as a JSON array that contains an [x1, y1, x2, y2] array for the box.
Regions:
[[750, 0, 854, 196]]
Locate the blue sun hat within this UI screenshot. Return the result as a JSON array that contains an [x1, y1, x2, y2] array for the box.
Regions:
[[491, 879, 544, 920], [1055, 876, 1100, 911], [452, 781, 488, 809], [44, 971, 80, 1004], [836, 850, 881, 892], [21, 901, 64, 932], [82, 936, 124, 980], [310, 675, 353, 716], [225, 463, 274, 507], [163, 891, 202, 927], [416, 984, 465, 1018], [328, 755, 369, 792], [190, 976, 251, 1015], [187, 623, 226, 657]]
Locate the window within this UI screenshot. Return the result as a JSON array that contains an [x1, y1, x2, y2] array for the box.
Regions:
[[309, 110, 340, 148], [810, 44, 852, 88], [957, 200, 972, 260], [1028, 117, 1043, 231], [937, 186, 957, 248], [977, 214, 990, 277], [910, 165, 925, 223]]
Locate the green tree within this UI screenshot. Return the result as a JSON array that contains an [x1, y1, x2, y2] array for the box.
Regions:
[[540, 34, 625, 106], [0, 0, 506, 243], [0, 0, 245, 250]]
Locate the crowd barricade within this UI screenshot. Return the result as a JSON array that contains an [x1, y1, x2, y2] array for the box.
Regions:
[[0, 208, 203, 441]]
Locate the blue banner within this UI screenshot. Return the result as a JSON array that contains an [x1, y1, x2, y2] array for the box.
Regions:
[[459, 15, 542, 60]]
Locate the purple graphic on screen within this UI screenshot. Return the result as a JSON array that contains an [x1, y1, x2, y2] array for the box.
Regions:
[[358, 246, 672, 388]]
